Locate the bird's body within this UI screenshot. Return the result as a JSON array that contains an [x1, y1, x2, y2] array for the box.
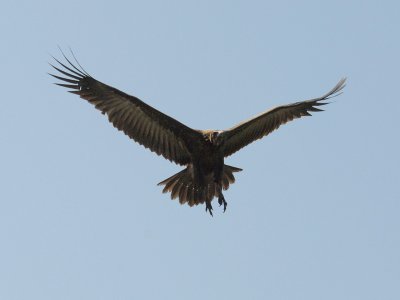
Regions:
[[158, 129, 242, 214], [50, 52, 346, 216]]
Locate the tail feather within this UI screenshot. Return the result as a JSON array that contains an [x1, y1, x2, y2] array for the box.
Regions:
[[178, 174, 191, 205], [158, 169, 186, 193], [157, 164, 242, 207], [171, 179, 182, 200], [221, 176, 229, 190], [187, 185, 195, 206]]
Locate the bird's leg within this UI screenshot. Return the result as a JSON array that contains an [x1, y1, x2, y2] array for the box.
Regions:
[[216, 184, 227, 212], [205, 201, 213, 217]]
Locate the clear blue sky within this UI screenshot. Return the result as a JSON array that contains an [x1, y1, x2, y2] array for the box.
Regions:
[[1, 1, 399, 299]]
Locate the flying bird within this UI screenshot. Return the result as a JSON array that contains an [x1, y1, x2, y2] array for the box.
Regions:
[[50, 53, 346, 216]]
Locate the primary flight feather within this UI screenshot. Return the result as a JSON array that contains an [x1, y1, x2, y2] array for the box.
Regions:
[[50, 53, 346, 216]]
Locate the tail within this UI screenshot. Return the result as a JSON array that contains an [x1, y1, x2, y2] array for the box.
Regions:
[[157, 165, 242, 207]]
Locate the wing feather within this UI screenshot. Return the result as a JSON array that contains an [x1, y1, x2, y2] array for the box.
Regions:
[[50, 56, 203, 165], [221, 78, 346, 157]]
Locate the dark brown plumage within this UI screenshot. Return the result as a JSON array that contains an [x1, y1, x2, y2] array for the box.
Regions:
[[50, 53, 346, 216]]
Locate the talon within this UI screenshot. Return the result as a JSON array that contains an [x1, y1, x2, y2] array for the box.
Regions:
[[216, 183, 227, 213], [218, 193, 227, 213], [205, 202, 213, 217]]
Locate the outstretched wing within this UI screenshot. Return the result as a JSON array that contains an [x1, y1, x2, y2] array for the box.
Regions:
[[50, 54, 203, 165], [221, 78, 346, 157]]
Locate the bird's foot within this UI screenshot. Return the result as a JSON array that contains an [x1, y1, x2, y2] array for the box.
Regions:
[[218, 193, 227, 213], [205, 201, 213, 217]]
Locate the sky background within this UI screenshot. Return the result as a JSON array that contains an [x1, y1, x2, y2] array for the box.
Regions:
[[1, 1, 399, 299]]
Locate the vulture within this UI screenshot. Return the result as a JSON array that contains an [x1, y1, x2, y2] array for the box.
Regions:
[[50, 53, 346, 216]]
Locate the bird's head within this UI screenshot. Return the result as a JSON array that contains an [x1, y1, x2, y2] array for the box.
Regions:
[[202, 130, 224, 145]]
